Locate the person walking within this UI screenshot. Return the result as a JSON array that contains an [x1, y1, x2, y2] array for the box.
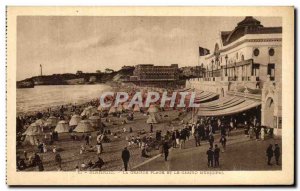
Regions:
[[274, 144, 281, 165], [194, 127, 201, 147], [163, 141, 170, 161], [261, 127, 265, 141], [219, 135, 227, 152], [266, 144, 273, 165], [150, 123, 153, 133], [208, 133, 214, 148], [206, 147, 214, 167], [55, 153, 62, 170], [214, 145, 220, 167], [121, 147, 130, 171]]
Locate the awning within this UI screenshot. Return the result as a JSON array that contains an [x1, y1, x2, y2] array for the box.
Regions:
[[194, 91, 219, 103], [197, 96, 261, 116]]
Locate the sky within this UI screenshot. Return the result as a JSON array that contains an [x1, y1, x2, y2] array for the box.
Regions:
[[17, 16, 281, 80]]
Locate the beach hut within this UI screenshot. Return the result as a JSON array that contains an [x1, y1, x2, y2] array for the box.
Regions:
[[74, 120, 95, 133], [55, 120, 71, 133], [44, 116, 58, 127], [133, 104, 141, 112], [69, 114, 81, 127], [88, 116, 102, 129], [22, 123, 44, 145]]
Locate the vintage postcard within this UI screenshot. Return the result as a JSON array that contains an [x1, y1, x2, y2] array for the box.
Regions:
[[6, 6, 294, 185]]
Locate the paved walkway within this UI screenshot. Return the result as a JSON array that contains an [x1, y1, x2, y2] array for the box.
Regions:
[[134, 133, 282, 171]]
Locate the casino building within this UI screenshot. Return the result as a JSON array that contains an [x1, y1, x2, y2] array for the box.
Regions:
[[187, 17, 282, 135]]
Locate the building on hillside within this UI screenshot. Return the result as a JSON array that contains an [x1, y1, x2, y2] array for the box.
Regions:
[[187, 16, 282, 135]]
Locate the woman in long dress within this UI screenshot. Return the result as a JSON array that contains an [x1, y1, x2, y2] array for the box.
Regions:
[[260, 127, 265, 140]]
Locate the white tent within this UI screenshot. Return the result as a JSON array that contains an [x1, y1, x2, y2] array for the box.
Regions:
[[69, 114, 81, 126], [44, 116, 58, 127], [22, 123, 44, 145], [81, 106, 98, 117], [117, 104, 123, 112], [147, 105, 159, 113], [146, 113, 159, 124], [122, 102, 132, 111], [133, 104, 141, 112], [108, 106, 117, 114], [73, 120, 95, 133], [55, 120, 71, 133], [88, 116, 101, 128], [35, 119, 46, 127]]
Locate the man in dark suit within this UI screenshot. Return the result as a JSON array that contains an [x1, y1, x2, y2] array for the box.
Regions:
[[206, 147, 214, 167], [274, 144, 281, 165], [122, 147, 130, 171], [266, 144, 273, 165], [163, 141, 170, 161], [214, 144, 220, 167]]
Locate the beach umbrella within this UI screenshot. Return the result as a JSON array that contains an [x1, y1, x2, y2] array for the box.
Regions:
[[55, 120, 71, 133], [147, 104, 159, 113], [73, 120, 95, 133], [44, 116, 58, 127], [69, 114, 81, 126]]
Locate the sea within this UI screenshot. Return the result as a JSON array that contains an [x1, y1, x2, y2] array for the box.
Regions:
[[16, 84, 112, 113]]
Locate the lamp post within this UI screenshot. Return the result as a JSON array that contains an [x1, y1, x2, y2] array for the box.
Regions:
[[211, 60, 214, 78], [225, 55, 228, 77]]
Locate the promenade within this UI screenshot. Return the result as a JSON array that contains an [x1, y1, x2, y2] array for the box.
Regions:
[[134, 133, 282, 171]]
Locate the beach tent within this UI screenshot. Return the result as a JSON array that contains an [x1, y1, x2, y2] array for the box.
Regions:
[[146, 113, 159, 124], [69, 114, 81, 126], [88, 116, 101, 129], [108, 106, 117, 114], [35, 119, 46, 127], [55, 120, 71, 133], [122, 102, 132, 111], [44, 116, 58, 127], [147, 105, 159, 113], [81, 106, 98, 117], [73, 120, 95, 133], [22, 123, 44, 145], [97, 104, 109, 112], [133, 104, 141, 112], [117, 104, 123, 112]]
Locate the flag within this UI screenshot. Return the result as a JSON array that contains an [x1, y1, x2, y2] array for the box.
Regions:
[[199, 47, 210, 56]]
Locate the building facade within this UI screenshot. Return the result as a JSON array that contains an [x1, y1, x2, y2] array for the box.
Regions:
[[187, 17, 282, 135]]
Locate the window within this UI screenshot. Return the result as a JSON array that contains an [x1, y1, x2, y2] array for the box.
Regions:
[[267, 63, 275, 81], [253, 48, 260, 56], [269, 48, 275, 56]]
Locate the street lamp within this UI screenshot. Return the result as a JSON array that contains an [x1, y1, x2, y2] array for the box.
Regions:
[[211, 60, 214, 77], [225, 55, 228, 76]]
